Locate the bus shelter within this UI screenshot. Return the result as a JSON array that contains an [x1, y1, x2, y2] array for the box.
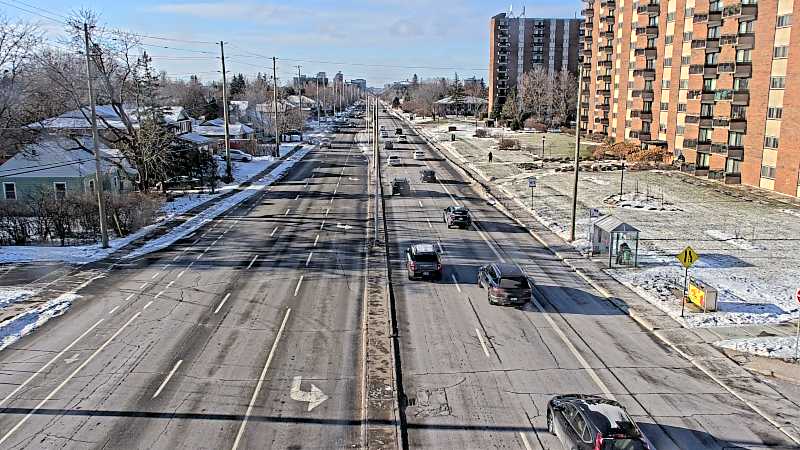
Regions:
[[590, 216, 640, 268]]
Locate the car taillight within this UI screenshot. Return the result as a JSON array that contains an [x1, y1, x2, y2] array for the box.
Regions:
[[409, 262, 416, 270], [594, 433, 604, 450], [491, 287, 506, 294], [436, 263, 442, 271]]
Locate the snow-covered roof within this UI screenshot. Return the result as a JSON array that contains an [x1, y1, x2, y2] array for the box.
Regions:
[[29, 104, 193, 130], [177, 132, 212, 145], [593, 215, 639, 234], [193, 119, 254, 138], [162, 106, 190, 124], [286, 95, 317, 107], [435, 95, 488, 105], [0, 136, 132, 179]]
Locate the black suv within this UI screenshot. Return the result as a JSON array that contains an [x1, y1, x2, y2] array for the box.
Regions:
[[476, 263, 531, 306], [405, 243, 442, 280], [420, 170, 436, 183], [547, 395, 652, 450], [391, 177, 409, 195], [443, 206, 471, 229]]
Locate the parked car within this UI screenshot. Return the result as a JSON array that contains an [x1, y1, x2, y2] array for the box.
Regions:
[[391, 177, 409, 195], [380, 125, 385, 131], [547, 128, 562, 133], [443, 205, 471, 229], [405, 243, 442, 280], [228, 149, 252, 162], [395, 127, 403, 135], [161, 176, 199, 191], [476, 263, 531, 306], [320, 138, 332, 148], [387, 154, 401, 166], [413, 150, 425, 160], [398, 135, 409, 144], [420, 169, 436, 183], [547, 395, 652, 450], [385, 141, 394, 150]]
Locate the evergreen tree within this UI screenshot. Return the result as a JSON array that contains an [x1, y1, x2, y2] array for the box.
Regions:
[[412, 73, 419, 87], [229, 73, 246, 98], [204, 97, 220, 120], [449, 72, 466, 116]]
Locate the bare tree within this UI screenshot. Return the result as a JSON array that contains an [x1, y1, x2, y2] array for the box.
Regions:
[[519, 67, 551, 124], [550, 70, 577, 127]]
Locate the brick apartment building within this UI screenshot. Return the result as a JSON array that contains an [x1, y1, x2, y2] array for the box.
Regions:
[[581, 0, 800, 197], [488, 13, 583, 115]]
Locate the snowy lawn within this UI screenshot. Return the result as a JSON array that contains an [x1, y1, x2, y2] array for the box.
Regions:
[[0, 293, 78, 351], [716, 334, 800, 360], [0, 288, 34, 308]]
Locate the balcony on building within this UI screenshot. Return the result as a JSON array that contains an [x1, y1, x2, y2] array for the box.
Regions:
[[597, 88, 612, 97], [727, 146, 745, 160], [635, 26, 659, 36], [707, 11, 723, 25], [598, 59, 614, 67], [710, 143, 728, 154], [740, 3, 758, 19], [706, 38, 720, 51], [498, 41, 510, 48], [582, 7, 595, 16], [701, 90, 716, 102], [715, 89, 733, 101], [700, 117, 714, 128], [641, 90, 654, 101], [685, 115, 700, 124], [693, 13, 708, 22], [724, 172, 742, 184], [633, 68, 656, 80], [600, 14, 615, 23], [585, 20, 594, 29], [581, 102, 590, 110], [497, 65, 508, 73], [713, 117, 730, 127], [704, 65, 718, 77], [720, 34, 738, 45], [684, 138, 698, 149], [733, 91, 750, 105], [597, 103, 611, 111], [729, 117, 747, 132], [718, 62, 735, 73], [596, 74, 612, 83], [637, 131, 652, 141], [600, 0, 615, 6], [689, 64, 705, 75], [696, 141, 712, 152], [599, 45, 614, 53], [637, 3, 661, 15], [737, 34, 755, 50], [734, 62, 752, 77], [691, 39, 707, 49]]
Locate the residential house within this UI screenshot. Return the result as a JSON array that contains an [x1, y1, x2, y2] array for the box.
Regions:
[[434, 95, 489, 116]]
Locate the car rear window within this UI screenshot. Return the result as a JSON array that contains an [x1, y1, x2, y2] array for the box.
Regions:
[[603, 439, 647, 450], [499, 277, 528, 289], [413, 253, 438, 262]]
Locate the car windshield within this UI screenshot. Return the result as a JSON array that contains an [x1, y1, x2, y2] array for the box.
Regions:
[[498, 277, 528, 289], [413, 253, 438, 262]]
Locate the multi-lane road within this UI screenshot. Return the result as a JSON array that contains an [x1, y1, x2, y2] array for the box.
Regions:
[[0, 105, 796, 449]]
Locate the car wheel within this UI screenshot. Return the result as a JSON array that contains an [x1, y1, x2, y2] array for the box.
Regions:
[[547, 410, 554, 434], [407, 272, 413, 280], [488, 291, 495, 305]]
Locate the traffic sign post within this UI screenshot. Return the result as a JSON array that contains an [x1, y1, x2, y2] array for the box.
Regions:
[[676, 246, 700, 318], [528, 177, 537, 208], [795, 288, 800, 362]]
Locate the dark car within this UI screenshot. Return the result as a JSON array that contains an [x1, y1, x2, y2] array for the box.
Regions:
[[391, 177, 409, 195], [547, 395, 652, 450], [420, 169, 436, 183], [476, 263, 531, 306], [395, 127, 403, 135], [405, 243, 442, 280], [443, 205, 471, 229]]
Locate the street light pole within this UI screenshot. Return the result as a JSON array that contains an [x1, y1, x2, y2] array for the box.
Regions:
[[219, 41, 233, 182], [569, 65, 584, 242]]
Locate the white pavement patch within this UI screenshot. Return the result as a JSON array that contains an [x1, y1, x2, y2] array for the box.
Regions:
[[716, 335, 800, 360], [0, 294, 78, 352], [290, 375, 329, 411], [125, 146, 312, 261]]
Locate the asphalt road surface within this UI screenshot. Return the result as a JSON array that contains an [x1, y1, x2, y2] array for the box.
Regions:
[[0, 125, 369, 449], [379, 109, 798, 450]]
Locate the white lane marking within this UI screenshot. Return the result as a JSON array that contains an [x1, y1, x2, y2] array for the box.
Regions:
[[161, 264, 170, 271], [329, 196, 335, 204], [192, 238, 201, 245], [284, 208, 291, 216], [231, 308, 291, 450], [451, 274, 462, 293], [124, 293, 135, 301], [325, 207, 330, 217], [176, 270, 186, 279], [314, 234, 320, 247], [140, 282, 149, 290], [172, 254, 181, 261], [519, 432, 533, 450], [0, 312, 140, 445], [418, 200, 423, 207], [271, 226, 279, 237], [214, 293, 231, 314], [247, 255, 259, 270], [293, 276, 304, 297], [152, 359, 183, 399], [426, 218, 433, 228], [295, 194, 300, 200], [108, 305, 120, 315], [144, 300, 154, 310], [320, 220, 326, 230], [154, 290, 165, 299], [150, 272, 160, 279], [476, 328, 491, 358], [0, 319, 104, 408], [305, 252, 313, 267], [165, 280, 175, 289], [437, 241, 444, 253]]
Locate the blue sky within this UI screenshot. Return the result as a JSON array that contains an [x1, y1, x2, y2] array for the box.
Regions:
[[5, 0, 583, 86]]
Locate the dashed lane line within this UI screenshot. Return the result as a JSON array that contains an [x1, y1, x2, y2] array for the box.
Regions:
[[451, 274, 462, 293], [293, 276, 304, 297], [214, 293, 231, 314], [271, 227, 279, 237], [475, 328, 491, 358], [305, 252, 313, 267], [152, 360, 183, 399], [246, 255, 259, 270]]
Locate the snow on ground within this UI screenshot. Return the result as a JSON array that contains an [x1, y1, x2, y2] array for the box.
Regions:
[[412, 115, 800, 331], [716, 334, 800, 360], [0, 288, 34, 308], [0, 145, 309, 265], [0, 293, 77, 351]]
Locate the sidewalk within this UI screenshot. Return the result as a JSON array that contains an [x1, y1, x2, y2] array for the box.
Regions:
[[393, 110, 800, 445], [0, 144, 311, 350]]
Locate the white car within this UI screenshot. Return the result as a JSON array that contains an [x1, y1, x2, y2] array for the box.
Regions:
[[413, 150, 425, 160], [228, 149, 252, 162], [387, 155, 401, 166]]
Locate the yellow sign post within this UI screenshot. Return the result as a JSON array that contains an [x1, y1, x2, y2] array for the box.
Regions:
[[676, 246, 700, 317]]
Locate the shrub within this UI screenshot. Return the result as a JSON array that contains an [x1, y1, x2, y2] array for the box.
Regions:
[[0, 201, 32, 245], [498, 138, 520, 150], [474, 128, 488, 138]]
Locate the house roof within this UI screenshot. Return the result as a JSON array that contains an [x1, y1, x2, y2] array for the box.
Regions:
[[194, 119, 254, 137], [435, 95, 488, 105], [177, 132, 212, 145], [593, 215, 640, 234], [29, 105, 194, 131], [0, 136, 133, 179]]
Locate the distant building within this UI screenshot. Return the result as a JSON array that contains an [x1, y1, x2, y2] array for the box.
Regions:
[[334, 71, 344, 86], [463, 76, 483, 89], [350, 78, 367, 90], [315, 72, 329, 86], [488, 13, 583, 115]]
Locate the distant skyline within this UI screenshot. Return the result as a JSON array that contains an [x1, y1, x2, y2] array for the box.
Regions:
[[4, 1, 583, 86]]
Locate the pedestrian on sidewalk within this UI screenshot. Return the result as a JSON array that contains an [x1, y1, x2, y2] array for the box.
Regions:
[[488, 151, 493, 163]]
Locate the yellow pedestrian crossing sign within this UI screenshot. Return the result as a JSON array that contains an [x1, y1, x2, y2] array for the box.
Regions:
[[676, 246, 699, 269]]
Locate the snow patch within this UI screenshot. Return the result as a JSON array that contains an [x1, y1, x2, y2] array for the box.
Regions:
[[716, 335, 800, 360], [0, 293, 77, 351], [705, 229, 759, 251], [0, 288, 34, 308]]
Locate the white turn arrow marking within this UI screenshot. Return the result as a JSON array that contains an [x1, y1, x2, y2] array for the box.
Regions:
[[348, 177, 359, 181], [290, 376, 328, 412], [336, 223, 352, 230], [64, 353, 80, 364]]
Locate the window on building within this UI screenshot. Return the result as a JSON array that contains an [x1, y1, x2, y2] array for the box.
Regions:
[[665, 35, 674, 44], [678, 103, 687, 112], [697, 152, 710, 167], [647, 37, 657, 48], [700, 103, 714, 116], [664, 57, 672, 67], [709, 0, 722, 11], [662, 79, 671, 89], [706, 52, 719, 64], [660, 102, 670, 110], [681, 56, 691, 65], [643, 101, 653, 112], [708, 26, 720, 38], [648, 16, 658, 26], [770, 76, 786, 89], [776, 14, 792, 28], [734, 77, 750, 91], [628, 81, 635, 89], [683, 31, 693, 41], [680, 79, 689, 89], [736, 49, 752, 62], [88, 180, 95, 193], [703, 78, 717, 90], [731, 104, 748, 119], [659, 123, 667, 132], [627, 100, 633, 108], [685, 7, 694, 17], [761, 164, 776, 179], [773, 46, 789, 58], [667, 12, 676, 22], [699, 128, 713, 141], [764, 136, 780, 148], [739, 20, 754, 34], [729, 131, 744, 146], [767, 107, 783, 119], [726, 158, 742, 174], [54, 182, 67, 199], [644, 80, 654, 90], [3, 182, 15, 200], [677, 125, 686, 134]]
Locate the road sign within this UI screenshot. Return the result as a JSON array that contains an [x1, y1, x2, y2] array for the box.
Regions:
[[528, 177, 537, 188], [589, 208, 600, 219], [676, 246, 700, 269], [796, 288, 800, 304]]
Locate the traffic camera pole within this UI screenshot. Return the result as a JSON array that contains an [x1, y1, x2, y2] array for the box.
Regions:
[[219, 41, 233, 182], [569, 64, 584, 242]]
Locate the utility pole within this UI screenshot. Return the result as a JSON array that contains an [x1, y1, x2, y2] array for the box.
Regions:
[[316, 76, 321, 128], [83, 22, 109, 249], [296, 65, 303, 142], [272, 57, 280, 157], [569, 65, 584, 242], [219, 41, 232, 181]]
